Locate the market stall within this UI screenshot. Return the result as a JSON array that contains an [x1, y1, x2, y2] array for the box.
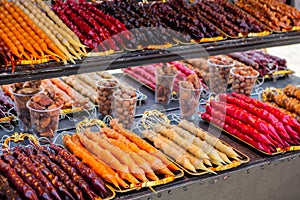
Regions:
[[1, 0, 300, 199]]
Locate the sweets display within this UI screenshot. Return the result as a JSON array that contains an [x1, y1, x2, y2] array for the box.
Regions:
[[98, 0, 223, 42], [186, 55, 251, 87], [231, 66, 259, 96], [27, 89, 64, 138], [2, 78, 92, 118], [1, 0, 300, 198], [123, 61, 207, 93], [262, 85, 300, 121], [63, 72, 119, 104], [64, 119, 180, 190], [53, 0, 133, 51], [202, 93, 300, 154], [97, 0, 187, 47], [0, 143, 110, 200], [0, 0, 85, 68], [142, 117, 245, 173], [235, 0, 300, 31], [63, 72, 143, 116], [0, 0, 298, 75], [228, 51, 289, 77], [190, 0, 268, 37], [42, 78, 91, 110]]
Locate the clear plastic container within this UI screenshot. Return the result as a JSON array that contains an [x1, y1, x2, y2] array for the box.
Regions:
[[112, 89, 137, 130], [155, 67, 177, 105], [11, 87, 43, 131], [179, 81, 203, 121], [208, 59, 235, 94], [230, 67, 259, 96], [96, 79, 119, 116], [27, 100, 62, 138]]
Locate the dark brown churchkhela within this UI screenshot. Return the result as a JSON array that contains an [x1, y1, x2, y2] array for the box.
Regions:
[[97, 0, 222, 42], [98, 0, 184, 46], [1, 153, 52, 200], [39, 146, 98, 200], [23, 148, 75, 200], [33, 148, 84, 200], [228, 50, 288, 77], [188, 0, 267, 37], [12, 147, 62, 200], [0, 159, 38, 200], [49, 144, 108, 196], [235, 0, 300, 31], [0, 174, 22, 200], [0, 144, 109, 200]]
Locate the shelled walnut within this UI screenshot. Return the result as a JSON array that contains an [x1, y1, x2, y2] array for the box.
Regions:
[[27, 89, 63, 138]]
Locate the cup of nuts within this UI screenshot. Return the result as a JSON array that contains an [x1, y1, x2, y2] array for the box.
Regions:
[[97, 79, 119, 116], [208, 56, 235, 94], [179, 78, 203, 121], [26, 89, 63, 138], [112, 89, 137, 130], [155, 64, 178, 105], [230, 66, 259, 96], [10, 81, 43, 131]]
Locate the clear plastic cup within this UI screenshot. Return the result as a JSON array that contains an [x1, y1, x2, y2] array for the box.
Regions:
[[230, 67, 259, 96], [179, 81, 203, 121], [112, 89, 137, 130], [155, 67, 177, 105], [11, 87, 43, 131], [208, 59, 235, 94], [26, 100, 62, 138], [96, 79, 119, 116]]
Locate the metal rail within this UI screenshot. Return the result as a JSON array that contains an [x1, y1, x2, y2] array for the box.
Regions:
[[1, 31, 300, 85]]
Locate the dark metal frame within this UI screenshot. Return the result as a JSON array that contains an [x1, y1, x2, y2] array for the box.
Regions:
[[1, 31, 300, 85]]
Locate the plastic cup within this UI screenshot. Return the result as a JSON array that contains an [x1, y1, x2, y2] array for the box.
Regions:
[[96, 79, 119, 116], [112, 90, 137, 130], [179, 81, 203, 121], [155, 67, 177, 105], [208, 59, 235, 94], [231, 67, 259, 96], [11, 87, 43, 131], [26, 100, 62, 138]]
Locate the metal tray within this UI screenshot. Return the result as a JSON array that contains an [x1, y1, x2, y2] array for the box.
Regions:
[[68, 118, 184, 193], [0, 132, 116, 200], [138, 110, 250, 175], [202, 119, 300, 156]]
